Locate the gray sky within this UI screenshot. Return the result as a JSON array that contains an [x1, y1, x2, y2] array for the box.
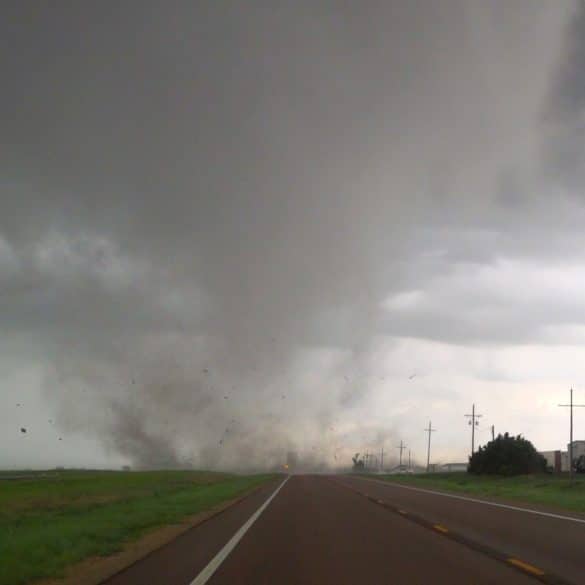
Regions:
[[2, 1, 585, 470]]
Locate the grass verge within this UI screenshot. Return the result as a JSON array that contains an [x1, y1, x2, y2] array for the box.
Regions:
[[0, 470, 276, 585], [365, 472, 585, 514]]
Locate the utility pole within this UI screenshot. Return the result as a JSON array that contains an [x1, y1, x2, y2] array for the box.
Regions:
[[424, 421, 436, 472], [558, 388, 585, 482], [380, 445, 384, 472], [464, 404, 483, 457], [491, 425, 495, 441], [408, 449, 411, 470], [396, 440, 406, 469]]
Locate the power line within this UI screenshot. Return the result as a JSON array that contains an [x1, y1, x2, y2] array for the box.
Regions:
[[464, 403, 483, 457], [396, 440, 406, 469], [424, 421, 436, 472], [558, 388, 585, 482]]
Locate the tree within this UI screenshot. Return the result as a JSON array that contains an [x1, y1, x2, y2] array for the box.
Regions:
[[352, 453, 364, 471], [468, 432, 547, 475]]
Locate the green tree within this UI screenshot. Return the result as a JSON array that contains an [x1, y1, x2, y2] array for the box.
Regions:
[[468, 432, 547, 475]]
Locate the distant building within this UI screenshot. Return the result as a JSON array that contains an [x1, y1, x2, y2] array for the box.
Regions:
[[440, 462, 468, 472], [539, 441, 585, 473], [540, 450, 563, 473], [570, 440, 585, 460]]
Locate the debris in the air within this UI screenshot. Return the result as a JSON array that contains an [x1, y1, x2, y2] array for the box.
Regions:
[[20, 428, 26, 433], [16, 403, 21, 407], [224, 396, 228, 400], [131, 379, 135, 384], [219, 439, 223, 445], [409, 374, 416, 380], [203, 368, 209, 374], [48, 419, 53, 423], [59, 437, 62, 441]]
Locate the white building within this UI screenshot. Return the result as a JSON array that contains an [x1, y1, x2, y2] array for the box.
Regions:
[[540, 441, 585, 472], [540, 450, 563, 472], [570, 440, 585, 460]]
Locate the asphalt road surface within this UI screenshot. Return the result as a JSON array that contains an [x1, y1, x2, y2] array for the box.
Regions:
[[103, 475, 584, 585]]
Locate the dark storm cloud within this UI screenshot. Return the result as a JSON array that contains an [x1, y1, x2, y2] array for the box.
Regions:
[[545, 1, 585, 189], [0, 2, 577, 468]]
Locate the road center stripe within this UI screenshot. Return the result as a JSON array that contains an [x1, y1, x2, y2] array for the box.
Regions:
[[357, 477, 585, 525], [507, 558, 545, 576], [189, 476, 290, 585]]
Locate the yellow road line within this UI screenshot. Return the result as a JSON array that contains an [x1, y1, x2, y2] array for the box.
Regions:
[[507, 558, 545, 576], [433, 524, 449, 534]]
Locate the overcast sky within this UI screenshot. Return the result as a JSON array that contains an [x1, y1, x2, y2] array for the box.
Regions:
[[2, 1, 585, 470]]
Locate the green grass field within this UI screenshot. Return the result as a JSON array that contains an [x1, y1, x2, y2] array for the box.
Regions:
[[0, 469, 276, 585], [371, 472, 585, 513]]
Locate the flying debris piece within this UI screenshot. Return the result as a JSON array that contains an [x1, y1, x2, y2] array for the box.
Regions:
[[203, 368, 209, 374], [16, 403, 21, 407], [48, 419, 53, 424], [59, 437, 62, 441], [20, 427, 26, 433], [131, 379, 135, 384], [408, 374, 417, 380], [219, 439, 223, 445], [281, 395, 286, 399], [224, 396, 228, 400]]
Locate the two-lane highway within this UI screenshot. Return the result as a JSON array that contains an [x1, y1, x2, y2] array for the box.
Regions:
[[102, 474, 579, 585]]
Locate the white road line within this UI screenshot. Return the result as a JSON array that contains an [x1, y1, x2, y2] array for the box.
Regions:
[[354, 476, 585, 525], [189, 475, 290, 585]]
